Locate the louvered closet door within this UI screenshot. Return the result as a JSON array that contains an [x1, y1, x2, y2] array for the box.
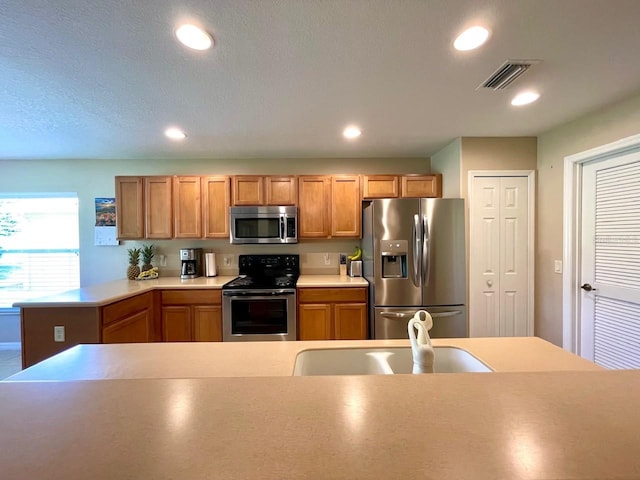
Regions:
[[580, 154, 640, 368]]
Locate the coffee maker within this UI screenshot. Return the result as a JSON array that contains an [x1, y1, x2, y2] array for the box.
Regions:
[[180, 248, 203, 279]]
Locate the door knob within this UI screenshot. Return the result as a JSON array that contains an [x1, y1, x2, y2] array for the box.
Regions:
[[580, 283, 596, 292]]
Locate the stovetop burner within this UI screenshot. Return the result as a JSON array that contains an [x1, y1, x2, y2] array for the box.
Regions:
[[223, 254, 300, 290]]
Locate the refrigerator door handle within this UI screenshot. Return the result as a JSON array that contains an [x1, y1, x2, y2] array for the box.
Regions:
[[380, 310, 462, 320], [412, 214, 422, 287], [422, 215, 430, 287], [380, 311, 420, 319], [429, 310, 462, 318]]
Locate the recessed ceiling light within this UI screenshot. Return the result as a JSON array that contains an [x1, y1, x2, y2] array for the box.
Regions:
[[454, 26, 490, 51], [343, 126, 362, 139], [511, 91, 540, 106], [175, 24, 213, 50], [165, 127, 187, 140]]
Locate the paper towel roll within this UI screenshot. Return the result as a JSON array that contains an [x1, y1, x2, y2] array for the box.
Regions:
[[205, 253, 217, 277]]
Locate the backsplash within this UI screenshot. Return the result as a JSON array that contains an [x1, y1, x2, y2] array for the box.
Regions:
[[120, 240, 360, 278]]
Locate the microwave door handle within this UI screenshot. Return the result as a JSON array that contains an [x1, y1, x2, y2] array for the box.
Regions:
[[412, 214, 421, 287], [280, 216, 285, 240]]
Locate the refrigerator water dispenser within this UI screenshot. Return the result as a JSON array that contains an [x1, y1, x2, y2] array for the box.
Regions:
[[381, 240, 408, 278]]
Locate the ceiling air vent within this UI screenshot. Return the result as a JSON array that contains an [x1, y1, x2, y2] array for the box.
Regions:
[[478, 60, 540, 90]]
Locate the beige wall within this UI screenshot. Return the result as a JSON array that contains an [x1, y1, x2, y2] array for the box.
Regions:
[[460, 137, 538, 198], [536, 92, 640, 346], [0, 157, 429, 288], [430, 138, 461, 198]]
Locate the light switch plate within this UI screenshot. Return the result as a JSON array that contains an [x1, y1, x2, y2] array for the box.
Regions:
[[554, 260, 563, 274], [54, 326, 65, 342]]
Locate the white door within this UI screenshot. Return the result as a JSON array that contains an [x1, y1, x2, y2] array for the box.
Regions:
[[469, 175, 532, 337], [579, 154, 640, 368]]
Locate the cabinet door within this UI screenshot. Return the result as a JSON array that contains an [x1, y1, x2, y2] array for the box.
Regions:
[[298, 176, 331, 238], [265, 176, 297, 205], [401, 174, 442, 198], [103, 309, 152, 343], [202, 176, 231, 238], [162, 306, 192, 341], [298, 304, 332, 340], [174, 176, 202, 238], [232, 176, 264, 205], [193, 305, 222, 342], [331, 175, 361, 238], [363, 175, 399, 199], [145, 176, 173, 238], [334, 303, 368, 340], [115, 176, 144, 239]]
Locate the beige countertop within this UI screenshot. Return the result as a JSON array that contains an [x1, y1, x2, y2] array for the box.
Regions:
[[13, 275, 367, 308], [1, 367, 639, 479], [296, 274, 368, 287], [6, 337, 601, 382]]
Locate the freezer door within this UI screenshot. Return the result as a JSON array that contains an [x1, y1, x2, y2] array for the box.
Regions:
[[374, 306, 467, 339], [420, 199, 466, 305], [371, 199, 422, 306]]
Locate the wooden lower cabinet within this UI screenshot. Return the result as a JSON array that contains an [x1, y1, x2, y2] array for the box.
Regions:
[[160, 290, 222, 342], [297, 287, 368, 340], [101, 292, 153, 343], [103, 309, 152, 343]]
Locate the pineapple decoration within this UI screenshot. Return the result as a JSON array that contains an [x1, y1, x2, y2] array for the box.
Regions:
[[141, 244, 155, 273], [126, 247, 141, 280]]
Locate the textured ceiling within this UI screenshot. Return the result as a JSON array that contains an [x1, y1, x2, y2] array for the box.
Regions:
[[2, 0, 640, 160]]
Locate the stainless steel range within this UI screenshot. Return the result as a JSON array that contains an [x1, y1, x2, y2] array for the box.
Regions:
[[222, 254, 299, 341]]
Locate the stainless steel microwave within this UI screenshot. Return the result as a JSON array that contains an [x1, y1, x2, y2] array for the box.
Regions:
[[230, 206, 298, 244]]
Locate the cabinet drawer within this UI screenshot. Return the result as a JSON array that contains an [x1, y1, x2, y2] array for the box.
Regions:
[[102, 292, 152, 326], [298, 288, 367, 303], [161, 289, 222, 305]]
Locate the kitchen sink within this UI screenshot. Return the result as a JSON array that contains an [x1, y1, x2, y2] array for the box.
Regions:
[[292, 346, 493, 376]]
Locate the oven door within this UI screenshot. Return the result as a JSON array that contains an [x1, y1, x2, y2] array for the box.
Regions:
[[222, 289, 297, 341]]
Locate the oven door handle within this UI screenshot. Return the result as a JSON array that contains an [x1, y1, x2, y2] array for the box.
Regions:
[[223, 289, 296, 297]]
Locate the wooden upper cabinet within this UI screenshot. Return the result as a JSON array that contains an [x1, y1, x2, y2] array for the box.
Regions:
[[232, 176, 264, 205], [298, 175, 331, 238], [265, 176, 297, 205], [173, 176, 202, 238], [232, 175, 297, 206], [144, 176, 173, 239], [401, 174, 442, 198], [331, 175, 361, 238], [362, 175, 400, 199], [202, 176, 231, 238], [115, 176, 144, 239]]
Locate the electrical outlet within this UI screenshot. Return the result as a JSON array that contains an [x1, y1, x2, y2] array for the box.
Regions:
[[554, 260, 563, 274], [223, 255, 230, 266], [54, 326, 65, 342], [159, 255, 167, 267], [324, 253, 331, 265]]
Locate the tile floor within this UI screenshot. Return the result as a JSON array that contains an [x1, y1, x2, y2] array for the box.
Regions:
[[0, 345, 22, 380]]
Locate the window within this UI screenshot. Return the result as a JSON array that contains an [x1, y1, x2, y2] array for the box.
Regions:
[[0, 194, 79, 309]]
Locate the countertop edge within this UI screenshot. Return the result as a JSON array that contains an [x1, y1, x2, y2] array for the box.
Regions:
[[14, 275, 369, 308]]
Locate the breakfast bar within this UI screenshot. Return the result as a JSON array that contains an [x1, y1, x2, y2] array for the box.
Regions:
[[0, 337, 639, 479]]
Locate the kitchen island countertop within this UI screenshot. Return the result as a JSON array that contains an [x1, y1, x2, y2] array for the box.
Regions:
[[1, 337, 638, 480], [6, 337, 601, 381]]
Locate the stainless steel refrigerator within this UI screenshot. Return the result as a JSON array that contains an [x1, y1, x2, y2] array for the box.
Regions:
[[362, 198, 467, 339]]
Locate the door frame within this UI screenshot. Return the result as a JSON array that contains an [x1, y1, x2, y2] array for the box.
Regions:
[[562, 133, 640, 353], [467, 170, 536, 336]]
